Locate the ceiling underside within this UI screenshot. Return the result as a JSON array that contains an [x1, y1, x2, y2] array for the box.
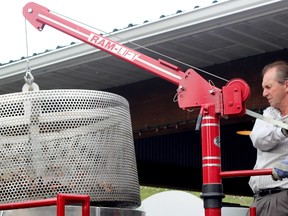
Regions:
[[1, 0, 288, 94]]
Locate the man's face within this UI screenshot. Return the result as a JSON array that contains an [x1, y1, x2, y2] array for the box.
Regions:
[[262, 68, 287, 109]]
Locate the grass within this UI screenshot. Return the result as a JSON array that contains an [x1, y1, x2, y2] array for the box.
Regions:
[[140, 186, 254, 207]]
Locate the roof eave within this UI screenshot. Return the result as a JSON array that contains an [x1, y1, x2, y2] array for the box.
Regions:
[[0, 0, 286, 83]]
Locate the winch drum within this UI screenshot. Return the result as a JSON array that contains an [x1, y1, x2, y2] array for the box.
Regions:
[[0, 89, 140, 207]]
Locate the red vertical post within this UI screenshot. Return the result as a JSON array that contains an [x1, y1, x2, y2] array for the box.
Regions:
[[57, 194, 66, 216], [249, 207, 256, 216], [56, 194, 90, 216], [200, 104, 224, 216]]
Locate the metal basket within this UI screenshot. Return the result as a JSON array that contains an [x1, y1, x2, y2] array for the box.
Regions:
[[0, 89, 140, 207]]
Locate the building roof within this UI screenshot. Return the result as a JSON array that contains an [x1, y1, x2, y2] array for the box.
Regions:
[[0, 0, 288, 94]]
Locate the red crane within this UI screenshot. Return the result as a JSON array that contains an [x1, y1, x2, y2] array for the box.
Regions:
[[21, 2, 272, 216]]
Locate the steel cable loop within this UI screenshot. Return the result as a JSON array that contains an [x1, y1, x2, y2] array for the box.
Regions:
[[24, 67, 34, 85], [23, 19, 37, 89]]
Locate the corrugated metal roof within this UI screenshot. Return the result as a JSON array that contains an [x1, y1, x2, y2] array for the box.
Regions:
[[0, 0, 287, 94], [0, 1, 224, 66]]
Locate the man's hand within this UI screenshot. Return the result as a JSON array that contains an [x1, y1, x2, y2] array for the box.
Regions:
[[272, 160, 288, 180]]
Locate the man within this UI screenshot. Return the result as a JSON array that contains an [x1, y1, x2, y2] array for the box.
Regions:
[[249, 60, 288, 216]]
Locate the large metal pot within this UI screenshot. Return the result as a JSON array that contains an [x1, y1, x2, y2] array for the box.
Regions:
[[0, 89, 140, 207]]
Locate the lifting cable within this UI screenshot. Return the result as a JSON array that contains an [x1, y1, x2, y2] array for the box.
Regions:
[[52, 10, 229, 83], [23, 19, 39, 92]]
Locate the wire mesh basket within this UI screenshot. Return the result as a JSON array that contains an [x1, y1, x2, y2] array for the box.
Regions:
[[0, 89, 140, 207]]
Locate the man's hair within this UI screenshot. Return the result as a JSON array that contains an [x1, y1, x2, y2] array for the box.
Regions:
[[262, 60, 288, 84]]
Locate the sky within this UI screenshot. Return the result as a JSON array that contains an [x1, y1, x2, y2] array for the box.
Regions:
[[1, 0, 218, 64]]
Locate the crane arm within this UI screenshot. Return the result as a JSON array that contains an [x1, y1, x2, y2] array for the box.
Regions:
[[23, 2, 249, 116], [22, 2, 183, 85]]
